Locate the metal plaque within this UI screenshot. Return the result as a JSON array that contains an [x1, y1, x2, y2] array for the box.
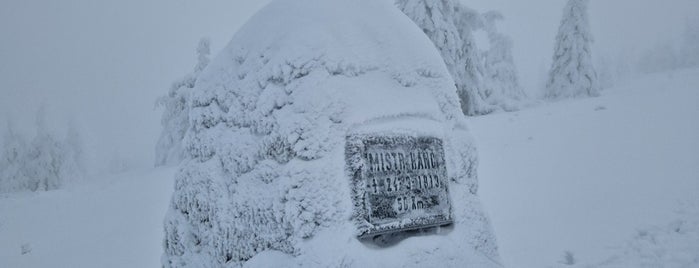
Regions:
[[346, 135, 453, 238]]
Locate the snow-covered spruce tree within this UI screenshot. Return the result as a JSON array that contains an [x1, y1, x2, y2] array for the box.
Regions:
[[61, 123, 84, 180], [0, 121, 28, 192], [480, 11, 526, 111], [155, 38, 211, 166], [0, 111, 84, 193], [545, 0, 600, 99], [397, 0, 496, 115], [23, 107, 67, 191]]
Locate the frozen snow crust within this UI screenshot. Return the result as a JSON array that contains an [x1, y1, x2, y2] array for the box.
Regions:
[[162, 0, 501, 267]]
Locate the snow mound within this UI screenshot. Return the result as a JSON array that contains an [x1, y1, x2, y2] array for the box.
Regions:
[[162, 0, 501, 267]]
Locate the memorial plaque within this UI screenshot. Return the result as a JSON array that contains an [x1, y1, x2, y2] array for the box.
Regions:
[[346, 135, 453, 238]]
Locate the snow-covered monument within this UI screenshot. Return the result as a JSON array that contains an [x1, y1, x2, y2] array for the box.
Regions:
[[162, 0, 501, 267]]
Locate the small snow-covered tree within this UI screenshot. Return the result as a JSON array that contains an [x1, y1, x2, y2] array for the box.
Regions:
[[155, 38, 211, 166], [0, 110, 84, 193], [453, 4, 494, 115], [0, 121, 28, 192], [194, 38, 211, 73], [480, 11, 526, 110], [60, 122, 84, 180], [23, 107, 66, 191], [545, 0, 600, 99]]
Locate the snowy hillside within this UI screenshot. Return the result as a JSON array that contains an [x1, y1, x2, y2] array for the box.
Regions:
[[474, 68, 699, 268], [0, 167, 176, 267], [1, 68, 698, 267]]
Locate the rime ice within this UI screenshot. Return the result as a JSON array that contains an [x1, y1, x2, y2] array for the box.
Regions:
[[346, 135, 453, 238], [162, 0, 501, 267]]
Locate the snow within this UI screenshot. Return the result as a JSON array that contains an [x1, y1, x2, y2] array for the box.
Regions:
[[0, 167, 176, 267], [474, 68, 699, 267], [1, 68, 698, 267], [163, 0, 498, 266], [397, 0, 527, 116], [545, 0, 600, 99], [397, 0, 493, 116], [154, 38, 211, 167]]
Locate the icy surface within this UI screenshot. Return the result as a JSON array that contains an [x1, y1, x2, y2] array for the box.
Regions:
[[162, 0, 499, 267]]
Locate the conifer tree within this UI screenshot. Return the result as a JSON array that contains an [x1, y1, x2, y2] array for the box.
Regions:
[[398, 0, 526, 114], [545, 0, 600, 99], [155, 38, 211, 166], [0, 121, 27, 192], [0, 110, 84, 193], [480, 11, 526, 110], [397, 0, 496, 115], [24, 106, 64, 191]]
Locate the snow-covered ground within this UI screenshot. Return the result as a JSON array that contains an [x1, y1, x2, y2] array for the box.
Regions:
[[1, 68, 698, 267], [0, 167, 176, 267], [474, 68, 699, 267]]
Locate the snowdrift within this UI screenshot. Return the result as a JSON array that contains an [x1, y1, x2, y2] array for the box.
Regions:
[[162, 0, 501, 266]]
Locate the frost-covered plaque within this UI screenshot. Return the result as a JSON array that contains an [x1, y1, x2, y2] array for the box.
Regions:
[[346, 135, 453, 238]]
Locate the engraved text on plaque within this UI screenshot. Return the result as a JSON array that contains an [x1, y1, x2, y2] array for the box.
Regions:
[[345, 135, 453, 238]]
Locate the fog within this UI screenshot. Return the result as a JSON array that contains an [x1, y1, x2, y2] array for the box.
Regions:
[[0, 0, 271, 171], [1, 0, 696, 173], [467, 0, 699, 93]]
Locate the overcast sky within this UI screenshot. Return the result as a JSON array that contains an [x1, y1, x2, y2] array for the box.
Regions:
[[1, 0, 697, 172]]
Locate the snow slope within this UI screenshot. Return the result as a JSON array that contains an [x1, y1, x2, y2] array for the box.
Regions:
[[1, 68, 697, 267], [474, 68, 699, 268], [0, 167, 176, 268]]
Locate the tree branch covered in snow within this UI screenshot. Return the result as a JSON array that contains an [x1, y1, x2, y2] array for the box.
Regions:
[[155, 38, 211, 167], [397, 0, 526, 115], [480, 11, 527, 111]]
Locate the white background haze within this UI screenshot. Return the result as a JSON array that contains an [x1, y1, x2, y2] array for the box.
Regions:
[[1, 0, 699, 267], [1, 0, 697, 171]]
